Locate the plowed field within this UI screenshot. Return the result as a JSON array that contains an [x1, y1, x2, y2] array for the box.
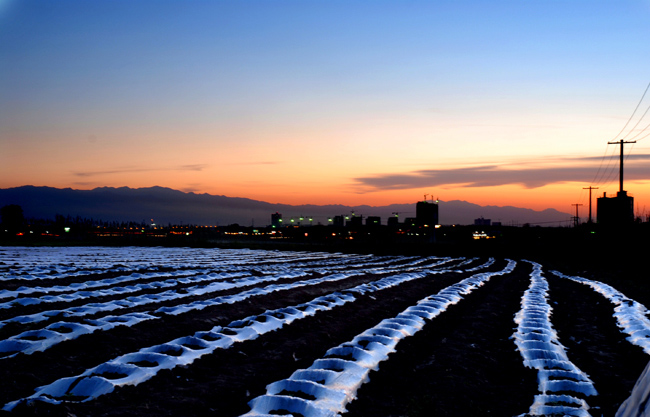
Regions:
[[0, 246, 648, 417]]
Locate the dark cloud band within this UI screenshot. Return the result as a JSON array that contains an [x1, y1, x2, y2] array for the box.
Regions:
[[73, 165, 208, 177], [354, 155, 650, 191]]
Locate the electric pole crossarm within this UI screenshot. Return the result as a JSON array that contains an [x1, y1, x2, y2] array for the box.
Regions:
[[583, 186, 599, 223], [571, 203, 583, 227], [608, 140, 636, 193]]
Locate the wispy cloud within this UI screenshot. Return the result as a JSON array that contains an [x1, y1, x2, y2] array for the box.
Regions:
[[71, 181, 100, 187], [354, 155, 650, 191], [227, 161, 280, 166], [179, 164, 206, 171], [73, 165, 208, 177]]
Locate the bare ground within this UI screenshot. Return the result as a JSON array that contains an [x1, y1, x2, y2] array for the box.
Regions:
[[0, 255, 648, 417]]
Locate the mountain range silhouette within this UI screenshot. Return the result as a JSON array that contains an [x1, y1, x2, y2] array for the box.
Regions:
[[0, 186, 572, 227]]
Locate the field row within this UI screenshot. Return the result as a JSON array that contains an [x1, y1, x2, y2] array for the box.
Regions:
[[0, 247, 649, 416]]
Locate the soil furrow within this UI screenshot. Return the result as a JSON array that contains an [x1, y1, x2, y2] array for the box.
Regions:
[[343, 260, 537, 416], [547, 272, 650, 417], [6, 265, 477, 416]]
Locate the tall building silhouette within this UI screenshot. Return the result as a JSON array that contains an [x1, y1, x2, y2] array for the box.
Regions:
[[597, 191, 634, 225], [416, 200, 438, 227], [271, 212, 282, 228]]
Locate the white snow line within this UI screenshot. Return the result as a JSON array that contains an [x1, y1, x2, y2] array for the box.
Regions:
[[2, 262, 470, 411], [0, 252, 451, 324], [0, 312, 159, 359], [514, 262, 597, 417], [0, 270, 253, 308], [0, 251, 485, 361], [0, 269, 362, 358], [551, 270, 650, 355], [0, 247, 352, 283], [0, 269, 314, 329], [241, 260, 515, 417], [0, 254, 470, 356]]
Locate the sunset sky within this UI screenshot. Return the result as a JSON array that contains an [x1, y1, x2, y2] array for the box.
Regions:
[[2, 0, 650, 216]]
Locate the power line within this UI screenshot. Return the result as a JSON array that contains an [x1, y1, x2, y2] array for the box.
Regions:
[[592, 145, 619, 187], [596, 81, 650, 186], [621, 103, 650, 141], [611, 80, 650, 141]]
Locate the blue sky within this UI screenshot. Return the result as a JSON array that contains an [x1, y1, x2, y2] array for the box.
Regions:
[[1, 0, 650, 213]]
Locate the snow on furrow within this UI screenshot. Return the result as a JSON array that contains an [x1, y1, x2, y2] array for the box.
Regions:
[[0, 271, 251, 308], [282, 255, 430, 276], [0, 253, 463, 331], [0, 270, 314, 329], [148, 257, 465, 317], [0, 255, 342, 302], [514, 262, 597, 417], [0, 312, 158, 359], [361, 256, 453, 274], [0, 251, 375, 306], [241, 259, 515, 417], [0, 247, 347, 281], [2, 260, 472, 410], [551, 271, 650, 355], [0, 265, 253, 300], [0, 256, 477, 358]]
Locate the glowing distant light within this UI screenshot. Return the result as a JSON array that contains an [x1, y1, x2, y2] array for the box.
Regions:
[[64, 227, 71, 233]]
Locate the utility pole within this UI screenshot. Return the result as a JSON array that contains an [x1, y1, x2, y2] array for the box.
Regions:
[[608, 139, 636, 193], [571, 203, 583, 227], [582, 186, 599, 223]]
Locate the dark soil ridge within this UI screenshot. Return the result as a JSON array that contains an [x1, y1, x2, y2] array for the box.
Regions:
[[1, 255, 647, 417], [0, 254, 456, 322], [546, 270, 650, 416], [0, 265, 181, 292], [0, 260, 487, 410], [0, 256, 477, 339], [345, 260, 537, 416], [0, 270, 326, 324]]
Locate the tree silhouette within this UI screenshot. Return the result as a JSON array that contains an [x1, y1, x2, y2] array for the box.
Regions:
[[1, 205, 25, 234]]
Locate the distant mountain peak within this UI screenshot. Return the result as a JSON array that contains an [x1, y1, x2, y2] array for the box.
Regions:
[[0, 185, 572, 226]]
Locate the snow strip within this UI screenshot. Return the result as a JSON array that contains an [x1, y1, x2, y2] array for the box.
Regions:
[[0, 271, 250, 308], [0, 253, 455, 326], [514, 261, 597, 417], [0, 247, 353, 285], [551, 270, 650, 355], [241, 260, 515, 417], [0, 256, 473, 358], [2, 262, 470, 410], [0, 270, 311, 328], [0, 270, 358, 358]]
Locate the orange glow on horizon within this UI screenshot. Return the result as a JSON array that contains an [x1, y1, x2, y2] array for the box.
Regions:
[[8, 177, 647, 219]]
